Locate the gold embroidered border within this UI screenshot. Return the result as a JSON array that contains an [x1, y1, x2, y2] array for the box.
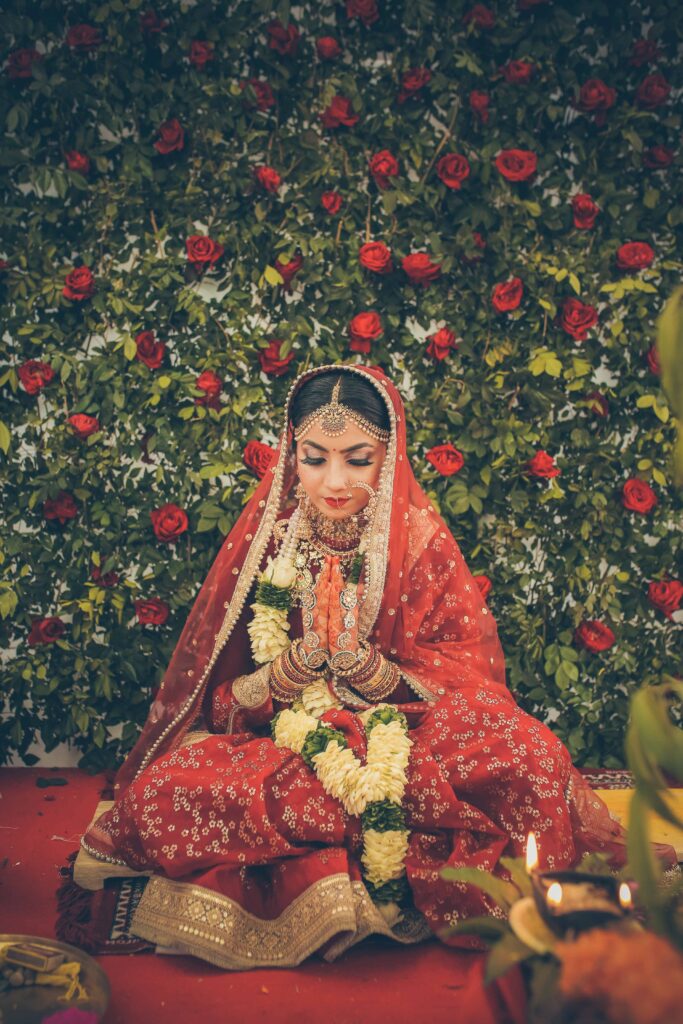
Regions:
[[130, 872, 431, 970]]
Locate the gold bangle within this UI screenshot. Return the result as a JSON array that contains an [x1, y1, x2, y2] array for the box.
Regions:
[[353, 654, 400, 701], [268, 655, 306, 704]]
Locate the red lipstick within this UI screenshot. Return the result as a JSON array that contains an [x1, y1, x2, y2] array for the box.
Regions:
[[324, 497, 350, 508]]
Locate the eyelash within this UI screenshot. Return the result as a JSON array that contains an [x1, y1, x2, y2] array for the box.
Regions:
[[301, 457, 373, 467]]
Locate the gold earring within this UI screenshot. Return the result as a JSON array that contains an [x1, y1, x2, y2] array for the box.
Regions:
[[295, 482, 306, 500]]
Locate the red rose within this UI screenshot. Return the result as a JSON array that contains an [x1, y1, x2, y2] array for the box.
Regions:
[[63, 266, 95, 301], [621, 478, 657, 513], [186, 234, 224, 269], [243, 440, 277, 479], [436, 153, 471, 190], [473, 231, 486, 249], [463, 4, 496, 29], [91, 564, 120, 587], [65, 25, 102, 51], [317, 37, 342, 60], [635, 73, 670, 109], [369, 150, 399, 190], [642, 145, 674, 170], [135, 330, 166, 369], [647, 579, 683, 621], [266, 18, 300, 56], [348, 312, 383, 354], [574, 620, 616, 653], [196, 370, 222, 399], [6, 48, 43, 79], [321, 95, 360, 129], [630, 39, 662, 68], [189, 41, 214, 68], [154, 118, 184, 154], [321, 190, 343, 215], [559, 298, 599, 341], [274, 252, 303, 292], [572, 193, 600, 229], [646, 344, 661, 375], [491, 277, 523, 313], [43, 491, 78, 524], [253, 164, 281, 192], [402, 253, 442, 287], [469, 90, 490, 123], [239, 78, 275, 111], [150, 503, 189, 543], [346, 0, 380, 27], [195, 370, 222, 410], [68, 413, 101, 439], [501, 60, 535, 84], [18, 360, 54, 395], [426, 444, 465, 476], [426, 327, 458, 362], [584, 391, 609, 418], [28, 617, 66, 646], [64, 151, 90, 175], [473, 574, 492, 600], [397, 67, 431, 104], [258, 339, 295, 377], [359, 242, 393, 274], [526, 451, 560, 478], [135, 598, 170, 626], [495, 149, 537, 182], [616, 242, 654, 271], [140, 10, 168, 34], [577, 78, 616, 115]]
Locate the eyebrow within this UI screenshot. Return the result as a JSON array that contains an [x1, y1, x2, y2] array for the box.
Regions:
[[302, 440, 374, 453]]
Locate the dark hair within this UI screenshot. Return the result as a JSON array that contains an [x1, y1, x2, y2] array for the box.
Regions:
[[289, 370, 390, 443]]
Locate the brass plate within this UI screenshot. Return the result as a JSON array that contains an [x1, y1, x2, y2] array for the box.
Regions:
[[0, 934, 110, 1024]]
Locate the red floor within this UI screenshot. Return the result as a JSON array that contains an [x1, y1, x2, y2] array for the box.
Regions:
[[0, 768, 497, 1024]]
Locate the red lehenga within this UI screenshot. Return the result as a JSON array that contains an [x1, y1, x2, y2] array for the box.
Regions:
[[81, 364, 677, 969]]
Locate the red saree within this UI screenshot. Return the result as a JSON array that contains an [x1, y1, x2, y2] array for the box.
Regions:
[[81, 363, 677, 969]]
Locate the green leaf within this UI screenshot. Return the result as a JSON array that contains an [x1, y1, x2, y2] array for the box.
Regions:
[[264, 265, 285, 286], [484, 931, 536, 984], [123, 336, 137, 360], [0, 421, 10, 454], [440, 866, 520, 911]]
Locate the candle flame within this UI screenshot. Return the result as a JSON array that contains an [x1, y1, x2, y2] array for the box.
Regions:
[[525, 831, 538, 873], [619, 882, 633, 909], [546, 882, 563, 907]]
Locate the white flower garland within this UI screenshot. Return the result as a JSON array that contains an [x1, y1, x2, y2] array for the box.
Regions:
[[247, 551, 299, 665], [272, 693, 412, 899]]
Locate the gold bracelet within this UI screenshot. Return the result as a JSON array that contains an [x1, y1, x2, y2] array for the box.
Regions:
[[353, 654, 400, 701], [268, 654, 306, 704]]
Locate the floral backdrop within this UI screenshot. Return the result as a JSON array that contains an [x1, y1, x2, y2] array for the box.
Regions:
[[1, 0, 681, 769]]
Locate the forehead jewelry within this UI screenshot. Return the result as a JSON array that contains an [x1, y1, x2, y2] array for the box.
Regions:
[[293, 377, 391, 445]]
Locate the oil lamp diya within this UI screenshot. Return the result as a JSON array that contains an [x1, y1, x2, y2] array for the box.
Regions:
[[524, 831, 634, 937]]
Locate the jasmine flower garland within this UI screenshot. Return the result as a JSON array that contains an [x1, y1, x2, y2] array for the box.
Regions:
[[247, 507, 301, 665], [272, 696, 412, 903]]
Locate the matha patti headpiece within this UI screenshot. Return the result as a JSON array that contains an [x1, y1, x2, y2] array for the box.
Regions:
[[292, 377, 391, 445]]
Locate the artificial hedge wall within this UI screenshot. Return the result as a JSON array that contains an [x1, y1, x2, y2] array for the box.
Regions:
[[1, 0, 681, 769]]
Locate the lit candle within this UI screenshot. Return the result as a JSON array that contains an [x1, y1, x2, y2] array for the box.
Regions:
[[618, 882, 633, 910], [546, 882, 563, 907], [525, 831, 538, 874]]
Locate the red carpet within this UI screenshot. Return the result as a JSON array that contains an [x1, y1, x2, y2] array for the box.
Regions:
[[1, 768, 522, 1024]]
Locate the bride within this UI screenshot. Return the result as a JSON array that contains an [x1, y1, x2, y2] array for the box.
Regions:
[[80, 363, 677, 969]]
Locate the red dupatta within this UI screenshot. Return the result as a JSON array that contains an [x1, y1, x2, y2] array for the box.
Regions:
[[113, 365, 520, 787]]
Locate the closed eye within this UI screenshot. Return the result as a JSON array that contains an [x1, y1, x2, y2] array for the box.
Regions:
[[300, 457, 373, 467]]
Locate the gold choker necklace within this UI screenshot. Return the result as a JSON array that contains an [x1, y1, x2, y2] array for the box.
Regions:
[[304, 501, 363, 552]]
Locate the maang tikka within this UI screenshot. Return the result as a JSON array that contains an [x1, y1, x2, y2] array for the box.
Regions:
[[292, 377, 391, 446]]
